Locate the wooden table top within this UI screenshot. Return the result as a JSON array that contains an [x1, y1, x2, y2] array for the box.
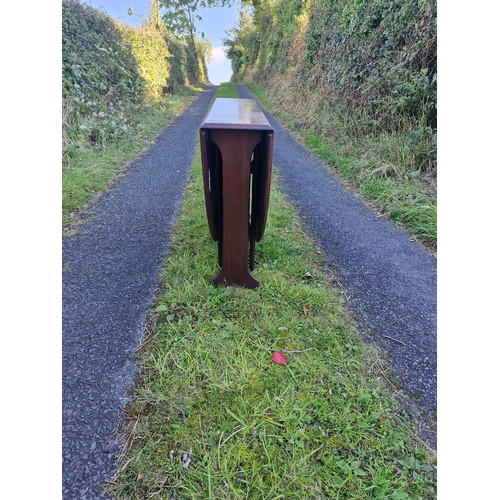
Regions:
[[200, 98, 273, 130]]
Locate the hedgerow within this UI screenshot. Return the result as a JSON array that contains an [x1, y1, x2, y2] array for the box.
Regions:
[[226, 0, 437, 174], [117, 21, 170, 102], [166, 34, 190, 92], [304, 0, 437, 129], [62, 0, 208, 162], [62, 0, 144, 153], [62, 1, 144, 107]]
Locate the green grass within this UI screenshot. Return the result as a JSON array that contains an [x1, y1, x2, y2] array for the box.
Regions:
[[107, 83, 436, 499], [214, 82, 240, 98], [245, 82, 437, 250], [62, 91, 201, 228]]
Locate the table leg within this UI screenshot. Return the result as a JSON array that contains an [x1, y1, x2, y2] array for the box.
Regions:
[[209, 129, 262, 288]]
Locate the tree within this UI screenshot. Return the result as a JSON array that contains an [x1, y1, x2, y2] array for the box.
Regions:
[[160, 0, 232, 41], [160, 0, 230, 84], [146, 0, 166, 32], [224, 5, 257, 78]]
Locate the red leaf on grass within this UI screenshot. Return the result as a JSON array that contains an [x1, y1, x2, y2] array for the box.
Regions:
[[272, 351, 288, 365]]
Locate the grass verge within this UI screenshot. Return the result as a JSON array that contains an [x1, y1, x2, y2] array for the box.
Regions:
[[244, 82, 437, 251], [62, 89, 202, 228], [107, 83, 436, 499]]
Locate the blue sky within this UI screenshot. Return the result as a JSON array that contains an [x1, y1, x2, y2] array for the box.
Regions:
[[87, 0, 241, 84]]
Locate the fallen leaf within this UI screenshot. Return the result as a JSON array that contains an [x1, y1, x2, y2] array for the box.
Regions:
[[272, 351, 288, 365], [136, 472, 144, 482], [303, 304, 310, 316], [166, 313, 175, 321], [262, 263, 269, 268]]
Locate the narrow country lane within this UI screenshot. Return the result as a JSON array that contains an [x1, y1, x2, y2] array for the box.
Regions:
[[62, 87, 216, 498], [237, 84, 437, 444], [63, 84, 436, 498]]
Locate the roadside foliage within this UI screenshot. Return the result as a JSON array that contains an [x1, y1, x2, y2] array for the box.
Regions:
[[226, 0, 436, 135], [62, 0, 209, 162]]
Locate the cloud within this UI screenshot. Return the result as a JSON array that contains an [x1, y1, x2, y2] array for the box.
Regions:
[[210, 46, 228, 64], [207, 46, 232, 84]]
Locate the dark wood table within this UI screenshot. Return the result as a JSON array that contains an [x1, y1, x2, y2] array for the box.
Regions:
[[200, 98, 274, 288]]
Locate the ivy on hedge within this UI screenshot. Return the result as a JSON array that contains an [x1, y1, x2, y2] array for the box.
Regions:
[[62, 0, 209, 152], [62, 0, 143, 114], [226, 0, 437, 131], [305, 0, 437, 128], [117, 21, 170, 102]]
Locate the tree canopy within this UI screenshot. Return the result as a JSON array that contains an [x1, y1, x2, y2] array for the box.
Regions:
[[160, 0, 233, 39]]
